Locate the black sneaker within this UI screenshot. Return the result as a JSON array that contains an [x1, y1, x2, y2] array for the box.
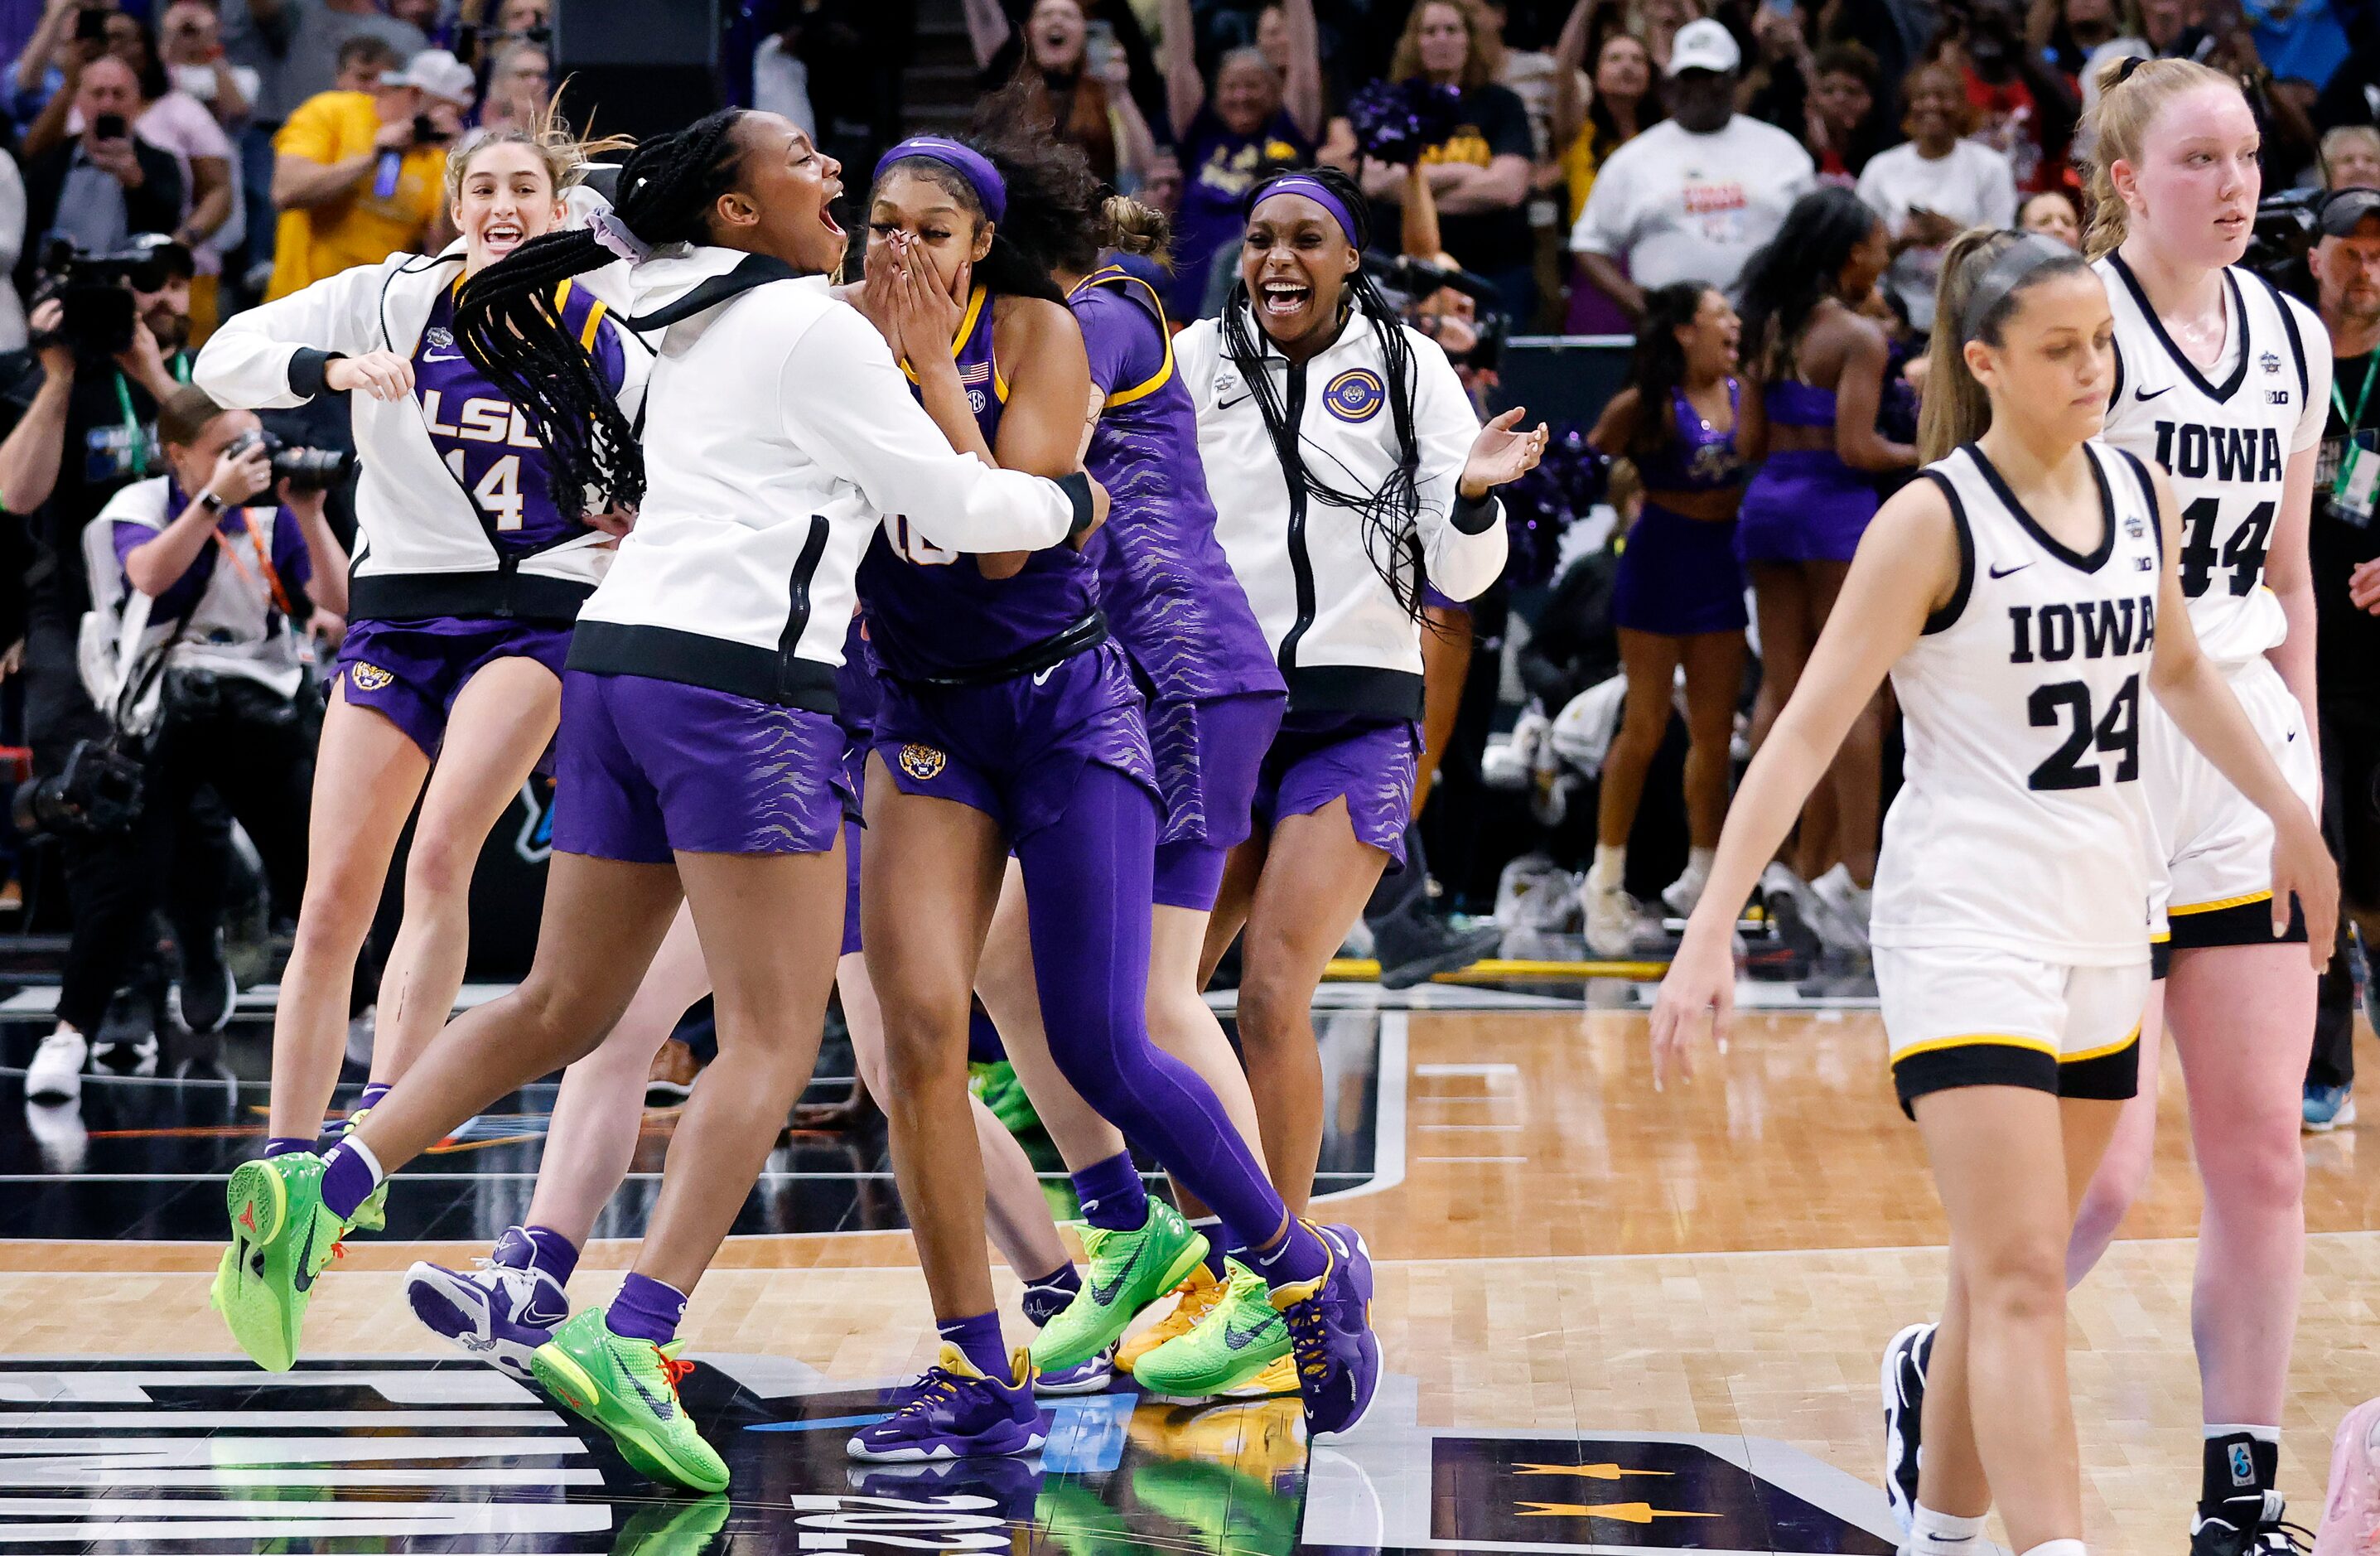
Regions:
[[91, 987, 159, 1070], [172, 926, 236, 1036], [1881, 1322, 1934, 1534], [1371, 904, 1502, 991], [2191, 1491, 2311, 1556]]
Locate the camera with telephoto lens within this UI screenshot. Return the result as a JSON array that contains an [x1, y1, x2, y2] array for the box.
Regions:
[[410, 113, 451, 147], [33, 241, 181, 359], [12, 737, 143, 838], [1368, 253, 1512, 372], [222, 428, 354, 495]]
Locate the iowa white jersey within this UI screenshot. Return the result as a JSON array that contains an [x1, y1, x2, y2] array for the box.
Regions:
[[2095, 253, 2329, 664], [1871, 442, 2163, 965]]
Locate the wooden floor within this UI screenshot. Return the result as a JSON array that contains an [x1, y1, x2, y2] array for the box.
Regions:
[[5, 1001, 2374, 1554]]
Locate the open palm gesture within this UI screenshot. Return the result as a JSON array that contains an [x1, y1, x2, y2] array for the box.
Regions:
[[1461, 406, 1548, 496]]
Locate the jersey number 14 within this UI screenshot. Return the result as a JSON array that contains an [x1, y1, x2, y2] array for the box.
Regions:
[[447, 449, 524, 531], [2029, 674, 2140, 791]]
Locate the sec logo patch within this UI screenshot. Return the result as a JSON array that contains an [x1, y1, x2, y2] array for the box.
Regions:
[[346, 663, 394, 693], [1323, 368, 1385, 423], [899, 743, 947, 780]]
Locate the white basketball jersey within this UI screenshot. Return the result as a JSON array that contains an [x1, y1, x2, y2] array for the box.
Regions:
[[1871, 442, 2163, 966], [2095, 253, 2327, 665]]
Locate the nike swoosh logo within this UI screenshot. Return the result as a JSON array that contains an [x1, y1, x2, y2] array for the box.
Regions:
[[1087, 1240, 1148, 1306], [625, 1365, 677, 1420], [422, 352, 463, 363], [2134, 385, 2175, 401], [1988, 561, 2033, 578], [1032, 666, 1056, 686], [291, 1218, 320, 1293], [1223, 1318, 1275, 1351], [1217, 394, 1250, 411]]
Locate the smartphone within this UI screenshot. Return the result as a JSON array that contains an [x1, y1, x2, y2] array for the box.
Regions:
[[1084, 17, 1119, 77], [73, 6, 106, 42], [93, 113, 126, 141]]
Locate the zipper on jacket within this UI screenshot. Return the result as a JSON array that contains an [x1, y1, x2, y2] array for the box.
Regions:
[[775, 515, 831, 702], [1274, 360, 1316, 678]]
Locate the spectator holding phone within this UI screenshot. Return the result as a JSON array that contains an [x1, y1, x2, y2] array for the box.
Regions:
[[20, 56, 182, 286], [1855, 60, 2016, 329], [264, 44, 466, 298], [9, 0, 114, 129], [962, 0, 1162, 185]]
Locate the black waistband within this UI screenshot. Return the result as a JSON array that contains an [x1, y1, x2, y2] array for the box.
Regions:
[[565, 621, 840, 713], [891, 609, 1109, 689], [1284, 664, 1426, 721], [350, 568, 594, 625]]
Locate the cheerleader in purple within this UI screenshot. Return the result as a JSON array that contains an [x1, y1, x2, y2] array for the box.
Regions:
[[846, 109, 1379, 1461]]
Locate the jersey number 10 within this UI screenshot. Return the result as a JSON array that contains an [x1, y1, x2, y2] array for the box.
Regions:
[[2175, 497, 2274, 600], [2029, 674, 2141, 791]]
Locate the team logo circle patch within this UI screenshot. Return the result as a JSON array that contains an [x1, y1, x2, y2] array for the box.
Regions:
[[898, 743, 947, 780], [346, 663, 393, 693], [1323, 368, 1385, 423]]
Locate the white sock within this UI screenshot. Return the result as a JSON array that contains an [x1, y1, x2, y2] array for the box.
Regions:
[[2205, 1423, 2281, 1442], [2018, 1541, 2086, 1556], [1591, 843, 1626, 891], [1681, 847, 1716, 879], [1907, 1505, 1985, 1556]]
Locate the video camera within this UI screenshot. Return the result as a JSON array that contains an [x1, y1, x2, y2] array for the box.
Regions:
[[1364, 253, 1512, 373], [33, 240, 187, 359], [224, 429, 354, 496], [12, 737, 142, 839], [2242, 188, 2323, 307]]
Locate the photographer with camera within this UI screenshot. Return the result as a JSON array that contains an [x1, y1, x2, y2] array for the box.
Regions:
[[0, 233, 194, 780], [17, 56, 184, 298], [266, 45, 467, 300], [22, 384, 345, 1103]]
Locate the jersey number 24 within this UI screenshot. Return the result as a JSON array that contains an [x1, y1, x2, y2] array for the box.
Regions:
[[2029, 674, 2140, 791]]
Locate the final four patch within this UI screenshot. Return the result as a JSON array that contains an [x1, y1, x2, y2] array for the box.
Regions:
[[1323, 367, 1386, 423], [347, 663, 394, 692], [899, 743, 947, 780]]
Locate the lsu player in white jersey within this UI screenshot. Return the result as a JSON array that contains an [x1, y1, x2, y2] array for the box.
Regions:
[[2058, 56, 2331, 1556], [1653, 230, 2334, 1556]]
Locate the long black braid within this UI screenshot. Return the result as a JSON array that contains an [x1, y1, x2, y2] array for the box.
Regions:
[[1620, 282, 1709, 462], [452, 109, 749, 517], [1220, 166, 1430, 623]]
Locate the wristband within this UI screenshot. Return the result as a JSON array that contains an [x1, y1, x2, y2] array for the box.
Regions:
[[289, 347, 343, 399], [1057, 470, 1096, 540], [197, 490, 224, 513], [1451, 489, 1499, 534]]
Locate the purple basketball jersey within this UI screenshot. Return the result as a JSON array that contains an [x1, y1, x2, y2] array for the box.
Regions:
[[1069, 268, 1279, 706], [855, 286, 1103, 683], [413, 278, 626, 557]]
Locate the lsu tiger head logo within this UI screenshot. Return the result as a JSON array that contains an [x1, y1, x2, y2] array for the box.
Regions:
[[1323, 368, 1385, 423], [899, 743, 947, 780], [347, 663, 394, 693]]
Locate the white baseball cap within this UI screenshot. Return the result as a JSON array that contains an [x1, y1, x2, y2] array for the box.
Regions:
[[384, 48, 477, 106], [1667, 18, 1742, 76]]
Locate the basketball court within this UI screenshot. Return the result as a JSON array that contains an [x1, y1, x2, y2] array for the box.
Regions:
[[1, 978, 2372, 1554]]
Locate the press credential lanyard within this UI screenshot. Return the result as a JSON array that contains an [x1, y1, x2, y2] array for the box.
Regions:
[[2330, 352, 2380, 521]]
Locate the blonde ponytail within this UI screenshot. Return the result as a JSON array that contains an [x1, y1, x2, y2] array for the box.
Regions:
[[1919, 230, 2013, 462], [2083, 54, 2239, 259]]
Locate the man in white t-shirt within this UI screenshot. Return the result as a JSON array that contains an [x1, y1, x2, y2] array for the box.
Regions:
[[1567, 18, 1814, 319]]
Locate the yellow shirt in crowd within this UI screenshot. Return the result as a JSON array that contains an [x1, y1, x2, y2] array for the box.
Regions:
[[266, 91, 447, 301]]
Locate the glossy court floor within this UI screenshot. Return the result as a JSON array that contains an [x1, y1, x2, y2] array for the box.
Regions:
[[0, 978, 2373, 1555]]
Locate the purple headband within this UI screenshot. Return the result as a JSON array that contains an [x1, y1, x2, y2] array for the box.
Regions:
[[1251, 174, 1360, 245], [875, 136, 1007, 224]]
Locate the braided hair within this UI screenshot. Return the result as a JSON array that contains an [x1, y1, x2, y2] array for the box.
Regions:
[[452, 109, 749, 517], [1221, 166, 1431, 623], [1620, 283, 1711, 462]]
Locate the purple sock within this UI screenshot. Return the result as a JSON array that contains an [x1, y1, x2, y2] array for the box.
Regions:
[[607, 1272, 687, 1345], [1072, 1151, 1148, 1232], [262, 1137, 314, 1158], [937, 1310, 1008, 1380], [318, 1138, 383, 1222], [1246, 1219, 1328, 1287], [355, 1081, 392, 1112], [1020, 1262, 1080, 1328], [492, 1225, 580, 1286]]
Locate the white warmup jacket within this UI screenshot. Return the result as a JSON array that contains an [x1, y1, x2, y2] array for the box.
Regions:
[[565, 247, 1090, 711], [1174, 304, 1509, 720], [192, 241, 650, 624]]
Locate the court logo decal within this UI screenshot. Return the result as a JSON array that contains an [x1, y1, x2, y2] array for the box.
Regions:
[[898, 743, 947, 780], [345, 662, 394, 693], [1323, 368, 1386, 423]]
